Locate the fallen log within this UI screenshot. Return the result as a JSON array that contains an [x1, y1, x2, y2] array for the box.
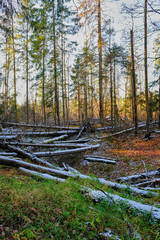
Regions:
[[55, 138, 90, 143], [98, 179, 158, 197], [99, 124, 146, 140], [76, 125, 85, 140], [43, 135, 68, 143], [116, 169, 160, 183], [85, 188, 160, 219], [84, 157, 117, 165], [0, 156, 89, 179], [4, 145, 54, 168], [18, 167, 65, 182], [8, 142, 90, 149], [84, 155, 116, 160], [0, 152, 18, 157], [144, 187, 160, 191], [33, 144, 100, 157], [0, 156, 157, 198], [1, 122, 80, 131], [0, 135, 18, 141], [18, 130, 78, 137], [134, 179, 160, 188]]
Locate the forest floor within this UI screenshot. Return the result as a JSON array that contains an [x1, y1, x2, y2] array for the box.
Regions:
[[72, 130, 160, 181], [0, 128, 160, 239]]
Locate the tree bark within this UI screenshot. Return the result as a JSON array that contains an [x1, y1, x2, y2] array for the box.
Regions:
[[33, 144, 100, 157], [98, 0, 103, 124], [53, 0, 60, 125], [144, 0, 150, 136], [130, 29, 138, 134]]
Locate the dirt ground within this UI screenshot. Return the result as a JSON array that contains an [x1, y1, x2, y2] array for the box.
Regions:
[[73, 131, 160, 181]]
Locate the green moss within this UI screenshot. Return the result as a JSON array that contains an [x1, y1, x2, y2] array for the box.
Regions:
[[0, 174, 160, 240]]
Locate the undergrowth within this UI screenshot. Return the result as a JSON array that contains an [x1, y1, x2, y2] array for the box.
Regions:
[[0, 170, 160, 240]]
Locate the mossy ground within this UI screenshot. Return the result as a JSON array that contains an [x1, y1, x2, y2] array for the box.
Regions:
[[0, 168, 160, 240]]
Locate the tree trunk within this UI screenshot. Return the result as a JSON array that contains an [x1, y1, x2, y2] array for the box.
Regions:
[[98, 0, 103, 124], [53, 0, 60, 126], [11, 0, 17, 120], [159, 76, 160, 129], [113, 59, 116, 129], [26, 12, 29, 124], [144, 0, 150, 136], [130, 29, 138, 134]]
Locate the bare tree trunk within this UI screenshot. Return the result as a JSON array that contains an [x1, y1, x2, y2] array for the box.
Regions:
[[53, 0, 60, 125], [4, 36, 9, 117], [61, 29, 66, 126], [11, 0, 17, 120], [26, 12, 29, 124], [42, 37, 46, 125], [67, 58, 70, 125], [110, 59, 113, 130], [130, 29, 138, 134], [98, 0, 103, 124], [144, 0, 150, 136], [113, 59, 116, 129], [159, 76, 160, 129], [78, 81, 81, 124]]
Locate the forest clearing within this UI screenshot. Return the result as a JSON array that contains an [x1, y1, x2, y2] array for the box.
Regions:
[[0, 0, 160, 239], [0, 122, 160, 239]]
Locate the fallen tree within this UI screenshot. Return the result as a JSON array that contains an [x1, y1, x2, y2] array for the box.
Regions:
[[84, 188, 160, 219], [43, 135, 68, 143], [98, 179, 158, 197], [0, 152, 18, 157], [1, 122, 80, 131], [16, 130, 78, 137], [8, 142, 90, 149], [0, 156, 157, 198], [10, 163, 160, 220], [33, 144, 100, 157], [0, 156, 89, 179], [18, 167, 65, 182], [0, 135, 18, 141], [1, 145, 54, 168], [116, 169, 160, 183], [99, 124, 146, 140], [84, 157, 117, 165], [134, 178, 160, 188]]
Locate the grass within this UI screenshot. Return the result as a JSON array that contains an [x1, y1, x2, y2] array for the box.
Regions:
[[0, 169, 160, 240]]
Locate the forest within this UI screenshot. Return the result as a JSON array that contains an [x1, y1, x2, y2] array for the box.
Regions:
[[0, 0, 160, 239]]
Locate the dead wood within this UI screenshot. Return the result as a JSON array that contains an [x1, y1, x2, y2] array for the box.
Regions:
[[0, 152, 18, 157], [75, 125, 85, 140], [55, 139, 90, 143], [2, 144, 53, 168], [85, 188, 160, 219], [100, 124, 146, 140], [0, 156, 157, 198], [18, 167, 65, 182], [84, 157, 117, 165], [84, 155, 117, 160], [1, 122, 80, 131], [0, 156, 89, 179], [43, 135, 68, 143], [16, 130, 78, 137], [98, 179, 158, 197], [8, 142, 90, 149], [0, 135, 18, 141], [116, 169, 160, 183], [134, 178, 160, 188], [33, 144, 100, 157]]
